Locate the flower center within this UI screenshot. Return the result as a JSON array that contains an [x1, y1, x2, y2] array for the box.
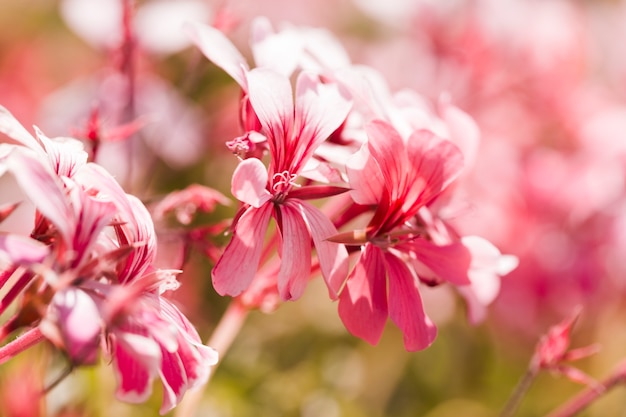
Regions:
[[271, 171, 299, 202]]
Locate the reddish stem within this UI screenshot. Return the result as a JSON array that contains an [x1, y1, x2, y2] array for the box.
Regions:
[[0, 327, 45, 366], [0, 270, 35, 317], [546, 360, 626, 417]]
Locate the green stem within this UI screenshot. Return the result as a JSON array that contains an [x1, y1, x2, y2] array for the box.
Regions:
[[499, 368, 538, 417]]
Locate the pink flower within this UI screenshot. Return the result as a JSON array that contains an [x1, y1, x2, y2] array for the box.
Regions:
[[335, 119, 465, 351], [1, 109, 217, 413], [212, 68, 351, 301]]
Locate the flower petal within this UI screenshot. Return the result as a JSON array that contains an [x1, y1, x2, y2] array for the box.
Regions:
[[6, 151, 75, 244], [403, 238, 472, 286], [403, 128, 464, 209], [298, 200, 349, 299], [251, 16, 303, 77], [276, 201, 311, 300], [291, 72, 351, 168], [346, 142, 384, 205], [338, 244, 387, 345], [212, 203, 273, 296], [184, 21, 249, 88], [231, 158, 271, 208], [112, 331, 161, 404], [0, 105, 41, 150], [385, 252, 437, 351], [246, 68, 294, 161]]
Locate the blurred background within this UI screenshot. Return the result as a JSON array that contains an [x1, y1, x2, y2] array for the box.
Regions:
[[1, 0, 626, 416]]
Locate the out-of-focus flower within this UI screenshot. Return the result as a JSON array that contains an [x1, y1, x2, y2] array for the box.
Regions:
[[0, 107, 217, 413], [531, 308, 600, 387]]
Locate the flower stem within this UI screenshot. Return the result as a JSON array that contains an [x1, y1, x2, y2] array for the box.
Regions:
[[0, 326, 45, 366], [499, 368, 538, 417], [0, 270, 35, 317], [174, 300, 249, 417], [545, 360, 626, 417]]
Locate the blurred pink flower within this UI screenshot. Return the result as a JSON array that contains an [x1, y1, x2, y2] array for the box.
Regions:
[[0, 108, 217, 413], [531, 308, 600, 387]]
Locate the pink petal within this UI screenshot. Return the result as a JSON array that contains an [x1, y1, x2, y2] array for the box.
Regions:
[[403, 238, 472, 286], [184, 21, 249, 88], [231, 158, 271, 208], [112, 331, 161, 404], [364, 120, 407, 195], [45, 288, 102, 364], [346, 143, 384, 205], [212, 203, 273, 296], [403, 129, 464, 209], [69, 186, 117, 267], [385, 252, 437, 351], [246, 68, 294, 158], [291, 72, 351, 168], [34, 127, 87, 178], [439, 100, 480, 172], [6, 151, 75, 244], [276, 201, 311, 300], [158, 348, 188, 414], [0, 105, 41, 150], [297, 200, 349, 299], [338, 244, 387, 345], [0, 235, 49, 266]]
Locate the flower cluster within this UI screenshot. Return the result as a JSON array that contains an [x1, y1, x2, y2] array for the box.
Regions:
[[0, 106, 217, 414], [187, 17, 516, 351]]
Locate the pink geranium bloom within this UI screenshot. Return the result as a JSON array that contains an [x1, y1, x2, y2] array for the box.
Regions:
[[212, 68, 351, 301], [336, 119, 465, 351], [1, 109, 217, 413]]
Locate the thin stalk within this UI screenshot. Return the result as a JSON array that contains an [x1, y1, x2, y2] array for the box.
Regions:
[[0, 270, 35, 317], [499, 368, 538, 417], [546, 361, 626, 417], [174, 300, 249, 417], [0, 326, 45, 366]]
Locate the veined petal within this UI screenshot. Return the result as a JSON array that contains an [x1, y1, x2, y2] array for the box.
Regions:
[[184, 21, 249, 89], [338, 244, 387, 345], [292, 72, 351, 168], [364, 120, 407, 197], [276, 201, 311, 301], [0, 105, 41, 151], [212, 203, 273, 296], [34, 126, 88, 178], [158, 348, 188, 414], [403, 238, 472, 286], [385, 252, 437, 351], [297, 200, 348, 299], [112, 331, 161, 404], [346, 142, 384, 205], [6, 150, 75, 244], [403, 129, 464, 210], [231, 158, 271, 208], [246, 68, 294, 163], [69, 185, 117, 267]]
